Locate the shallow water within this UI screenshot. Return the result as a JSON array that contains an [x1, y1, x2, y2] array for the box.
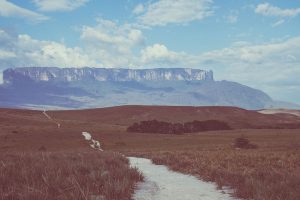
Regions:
[[128, 157, 236, 200]]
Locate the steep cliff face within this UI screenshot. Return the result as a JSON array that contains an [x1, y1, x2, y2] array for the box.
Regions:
[[3, 67, 214, 83], [0, 67, 277, 110]]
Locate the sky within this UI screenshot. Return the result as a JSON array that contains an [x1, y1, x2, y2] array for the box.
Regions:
[[0, 0, 299, 104]]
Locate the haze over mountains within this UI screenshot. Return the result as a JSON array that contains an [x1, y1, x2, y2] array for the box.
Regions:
[[0, 67, 298, 110]]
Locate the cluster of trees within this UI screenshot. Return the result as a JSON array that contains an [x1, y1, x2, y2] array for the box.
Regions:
[[127, 119, 231, 134]]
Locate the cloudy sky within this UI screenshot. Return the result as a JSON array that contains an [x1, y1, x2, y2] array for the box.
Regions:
[[0, 0, 299, 103]]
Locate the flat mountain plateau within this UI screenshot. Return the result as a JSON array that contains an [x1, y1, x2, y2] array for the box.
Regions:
[[3, 67, 297, 110]]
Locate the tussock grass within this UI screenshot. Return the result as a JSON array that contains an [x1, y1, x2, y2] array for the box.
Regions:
[[143, 150, 300, 200], [0, 151, 142, 200]]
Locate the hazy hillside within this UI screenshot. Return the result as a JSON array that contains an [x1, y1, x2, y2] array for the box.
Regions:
[[48, 105, 300, 129], [0, 67, 280, 110]]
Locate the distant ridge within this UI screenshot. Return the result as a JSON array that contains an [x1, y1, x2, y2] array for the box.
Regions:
[[0, 67, 296, 110], [3, 67, 213, 83]]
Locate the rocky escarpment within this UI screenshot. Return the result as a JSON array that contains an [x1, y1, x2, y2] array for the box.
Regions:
[[0, 67, 276, 110], [3, 67, 214, 83]]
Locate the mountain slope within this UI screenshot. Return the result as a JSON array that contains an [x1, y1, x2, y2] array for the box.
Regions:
[[0, 67, 275, 110]]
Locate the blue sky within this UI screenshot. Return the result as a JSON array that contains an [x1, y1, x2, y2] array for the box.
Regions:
[[0, 0, 299, 104]]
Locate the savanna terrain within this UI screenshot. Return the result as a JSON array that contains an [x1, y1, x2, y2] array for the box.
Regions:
[[0, 106, 299, 200]]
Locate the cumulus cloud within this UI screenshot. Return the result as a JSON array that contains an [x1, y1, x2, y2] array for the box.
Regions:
[[138, 36, 300, 102], [225, 10, 238, 24], [0, 29, 97, 71], [141, 44, 175, 62], [133, 3, 144, 15], [0, 19, 147, 71], [255, 3, 300, 17], [19, 35, 96, 67], [32, 0, 89, 12], [140, 44, 190, 67], [0, 16, 299, 102], [0, 0, 48, 22], [80, 18, 145, 67], [271, 19, 285, 27], [0, 49, 16, 59], [135, 0, 213, 26], [197, 37, 300, 102], [255, 3, 300, 27], [198, 36, 300, 73]]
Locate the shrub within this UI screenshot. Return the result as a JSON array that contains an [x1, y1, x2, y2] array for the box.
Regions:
[[38, 145, 47, 151], [127, 119, 231, 134], [234, 137, 257, 149]]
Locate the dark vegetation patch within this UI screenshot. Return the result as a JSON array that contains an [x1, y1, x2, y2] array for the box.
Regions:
[[127, 119, 231, 134], [38, 145, 47, 152], [233, 137, 258, 149]]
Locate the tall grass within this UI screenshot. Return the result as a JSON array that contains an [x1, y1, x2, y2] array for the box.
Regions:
[[0, 151, 143, 200], [142, 150, 300, 200]]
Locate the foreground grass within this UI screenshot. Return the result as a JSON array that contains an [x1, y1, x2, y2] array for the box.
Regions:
[[138, 149, 300, 200], [0, 151, 142, 200]]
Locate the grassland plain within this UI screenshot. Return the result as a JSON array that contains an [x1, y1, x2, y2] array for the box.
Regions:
[[0, 106, 299, 200], [116, 114, 300, 200], [0, 151, 143, 200], [123, 128, 300, 200], [134, 149, 300, 200]]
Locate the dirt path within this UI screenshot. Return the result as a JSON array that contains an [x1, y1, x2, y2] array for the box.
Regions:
[[129, 157, 236, 200], [43, 109, 61, 128], [82, 132, 103, 151], [41, 110, 235, 199], [42, 110, 103, 151]]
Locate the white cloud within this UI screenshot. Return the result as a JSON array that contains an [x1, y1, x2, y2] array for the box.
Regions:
[[0, 19, 145, 70], [0, 49, 16, 58], [0, 15, 299, 102], [135, 0, 213, 26], [140, 44, 190, 67], [32, 0, 89, 12], [80, 18, 145, 67], [271, 19, 285, 27], [255, 3, 300, 17], [225, 10, 238, 24], [196, 36, 300, 102], [141, 44, 172, 61], [137, 37, 300, 103], [196, 36, 300, 75], [3, 24, 298, 92], [0, 0, 48, 22], [18, 35, 96, 67], [227, 37, 298, 63], [133, 4, 144, 15], [0, 29, 97, 70]]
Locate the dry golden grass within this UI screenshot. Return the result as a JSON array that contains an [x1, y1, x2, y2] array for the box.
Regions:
[[137, 149, 300, 200], [1, 107, 299, 200], [122, 128, 300, 200], [0, 151, 143, 200]]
